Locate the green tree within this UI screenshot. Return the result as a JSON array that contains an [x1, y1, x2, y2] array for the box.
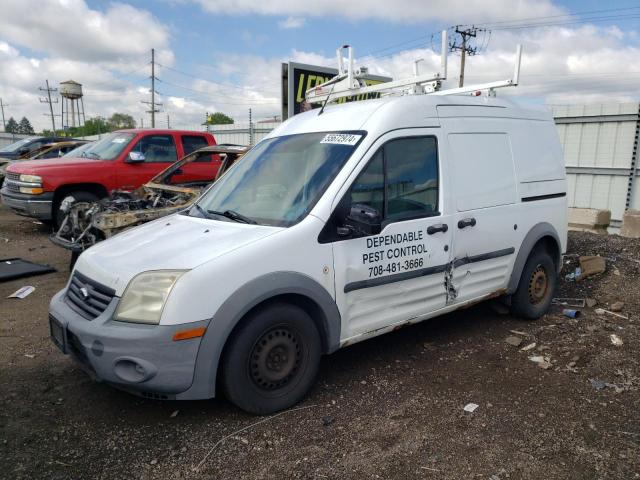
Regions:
[[107, 113, 136, 130], [206, 112, 234, 125], [5, 117, 18, 133], [18, 117, 35, 135]]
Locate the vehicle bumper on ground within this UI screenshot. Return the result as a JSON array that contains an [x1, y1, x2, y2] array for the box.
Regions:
[[48, 289, 209, 399], [0, 187, 53, 220]]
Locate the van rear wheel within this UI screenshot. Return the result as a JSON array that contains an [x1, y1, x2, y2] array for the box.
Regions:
[[221, 303, 321, 415], [510, 250, 557, 320]]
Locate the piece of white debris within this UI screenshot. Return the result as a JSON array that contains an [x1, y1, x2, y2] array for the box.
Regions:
[[7, 286, 35, 299], [520, 342, 537, 351], [463, 403, 479, 413], [610, 334, 623, 346]]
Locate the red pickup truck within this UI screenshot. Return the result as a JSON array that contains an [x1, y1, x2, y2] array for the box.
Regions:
[[1, 129, 218, 226]]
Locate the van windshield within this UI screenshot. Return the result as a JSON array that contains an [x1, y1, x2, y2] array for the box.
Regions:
[[194, 131, 365, 227], [79, 132, 136, 160]]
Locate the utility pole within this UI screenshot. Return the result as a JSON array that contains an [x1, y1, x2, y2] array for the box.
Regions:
[[450, 26, 482, 87], [167, 114, 170, 129], [39, 79, 58, 131], [248, 108, 254, 146], [141, 48, 161, 128], [0, 98, 6, 132]]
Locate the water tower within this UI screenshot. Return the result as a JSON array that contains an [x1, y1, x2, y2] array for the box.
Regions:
[[60, 80, 85, 129]]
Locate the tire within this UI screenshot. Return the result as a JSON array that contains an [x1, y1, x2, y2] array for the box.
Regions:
[[510, 249, 557, 320], [221, 303, 321, 415], [53, 190, 99, 229]]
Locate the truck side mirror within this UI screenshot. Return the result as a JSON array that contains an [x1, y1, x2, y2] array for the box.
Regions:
[[127, 151, 145, 163], [346, 203, 382, 236]]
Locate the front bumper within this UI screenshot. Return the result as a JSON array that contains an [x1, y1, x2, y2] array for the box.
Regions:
[[49, 289, 209, 399], [1, 187, 53, 220]]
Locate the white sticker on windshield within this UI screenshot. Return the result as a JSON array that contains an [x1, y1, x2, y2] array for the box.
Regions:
[[320, 133, 362, 146], [112, 138, 126, 143]]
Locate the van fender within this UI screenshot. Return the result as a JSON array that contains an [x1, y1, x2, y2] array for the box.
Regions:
[[177, 271, 341, 400], [507, 222, 562, 294]]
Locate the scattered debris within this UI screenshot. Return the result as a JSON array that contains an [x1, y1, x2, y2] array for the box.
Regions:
[[610, 334, 624, 347], [610, 301, 624, 312], [565, 268, 581, 281], [7, 286, 35, 299], [505, 336, 523, 347], [520, 342, 537, 352], [170, 410, 179, 418], [552, 298, 586, 308], [595, 308, 629, 320], [24, 354, 35, 359], [509, 330, 528, 336], [589, 378, 606, 390], [529, 356, 553, 369], [586, 298, 597, 308], [577, 255, 606, 282], [0, 258, 56, 282], [322, 416, 335, 427], [562, 309, 581, 318], [463, 403, 479, 413]]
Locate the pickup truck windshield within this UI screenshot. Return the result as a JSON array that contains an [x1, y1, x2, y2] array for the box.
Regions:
[[195, 131, 365, 227], [79, 132, 135, 160]]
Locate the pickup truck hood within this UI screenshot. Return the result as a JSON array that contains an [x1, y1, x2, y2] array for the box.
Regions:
[[6, 156, 103, 173], [75, 213, 282, 295]]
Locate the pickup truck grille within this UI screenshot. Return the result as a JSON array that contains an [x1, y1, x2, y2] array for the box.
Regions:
[[4, 172, 20, 193], [65, 271, 115, 320]]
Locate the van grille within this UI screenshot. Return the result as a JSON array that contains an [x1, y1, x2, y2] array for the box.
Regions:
[[65, 271, 115, 320]]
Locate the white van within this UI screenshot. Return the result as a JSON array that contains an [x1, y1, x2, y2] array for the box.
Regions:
[[49, 94, 567, 414]]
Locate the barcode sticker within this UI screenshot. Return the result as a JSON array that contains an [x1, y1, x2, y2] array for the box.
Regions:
[[320, 133, 362, 146]]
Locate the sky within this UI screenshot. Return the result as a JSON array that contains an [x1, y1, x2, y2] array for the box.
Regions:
[[0, 0, 639, 131]]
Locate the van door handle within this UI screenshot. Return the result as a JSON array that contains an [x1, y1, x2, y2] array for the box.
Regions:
[[457, 218, 477, 229], [427, 224, 448, 235]]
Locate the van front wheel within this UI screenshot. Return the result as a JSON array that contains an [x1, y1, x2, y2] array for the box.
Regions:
[[510, 250, 557, 320], [221, 303, 321, 415]]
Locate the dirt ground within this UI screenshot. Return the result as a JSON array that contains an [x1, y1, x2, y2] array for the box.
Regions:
[[0, 203, 639, 480]]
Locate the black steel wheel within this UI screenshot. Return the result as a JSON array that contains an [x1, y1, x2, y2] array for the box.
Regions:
[[221, 303, 321, 415], [511, 250, 557, 320]]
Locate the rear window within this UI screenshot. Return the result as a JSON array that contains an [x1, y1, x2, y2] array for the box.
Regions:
[[182, 135, 210, 162]]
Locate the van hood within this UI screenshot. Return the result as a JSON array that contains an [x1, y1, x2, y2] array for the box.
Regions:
[[75, 213, 282, 295], [6, 156, 104, 173]]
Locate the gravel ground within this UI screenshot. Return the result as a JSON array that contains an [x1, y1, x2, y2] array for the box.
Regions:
[[0, 204, 639, 480]]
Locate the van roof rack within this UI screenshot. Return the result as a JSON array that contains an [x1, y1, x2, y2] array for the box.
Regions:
[[305, 31, 522, 104]]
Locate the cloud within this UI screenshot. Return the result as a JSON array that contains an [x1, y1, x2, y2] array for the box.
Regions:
[[192, 0, 562, 24], [0, 0, 171, 63], [278, 16, 305, 29]]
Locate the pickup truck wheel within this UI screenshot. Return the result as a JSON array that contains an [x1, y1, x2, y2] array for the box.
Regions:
[[510, 250, 557, 320], [54, 191, 98, 229], [221, 303, 321, 415]]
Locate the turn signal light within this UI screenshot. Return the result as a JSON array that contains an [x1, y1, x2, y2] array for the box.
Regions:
[[19, 187, 44, 195], [172, 326, 206, 341]]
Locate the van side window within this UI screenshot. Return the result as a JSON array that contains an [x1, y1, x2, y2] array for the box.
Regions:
[[385, 137, 438, 219], [349, 150, 384, 218], [348, 136, 438, 223], [131, 135, 178, 163]]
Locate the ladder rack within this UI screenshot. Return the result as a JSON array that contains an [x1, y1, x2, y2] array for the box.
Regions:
[[305, 34, 522, 104]]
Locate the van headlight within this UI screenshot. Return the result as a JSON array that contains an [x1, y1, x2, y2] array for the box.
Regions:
[[114, 270, 186, 324]]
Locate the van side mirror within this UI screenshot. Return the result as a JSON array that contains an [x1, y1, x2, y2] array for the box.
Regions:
[[347, 203, 382, 236], [127, 151, 145, 163]]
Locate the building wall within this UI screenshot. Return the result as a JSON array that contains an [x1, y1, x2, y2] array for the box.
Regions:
[[552, 103, 640, 225]]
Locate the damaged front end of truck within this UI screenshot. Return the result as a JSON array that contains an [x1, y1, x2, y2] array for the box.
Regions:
[[50, 145, 248, 256]]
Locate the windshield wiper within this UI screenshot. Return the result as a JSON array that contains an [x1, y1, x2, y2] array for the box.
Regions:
[[191, 203, 214, 219], [82, 151, 101, 159], [207, 209, 257, 224]]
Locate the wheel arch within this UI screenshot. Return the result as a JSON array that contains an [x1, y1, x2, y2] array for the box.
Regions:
[[507, 222, 562, 295], [53, 183, 109, 207], [178, 272, 341, 400]]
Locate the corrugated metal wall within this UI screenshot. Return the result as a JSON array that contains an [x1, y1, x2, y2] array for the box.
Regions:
[[207, 122, 281, 146], [552, 103, 640, 226]]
